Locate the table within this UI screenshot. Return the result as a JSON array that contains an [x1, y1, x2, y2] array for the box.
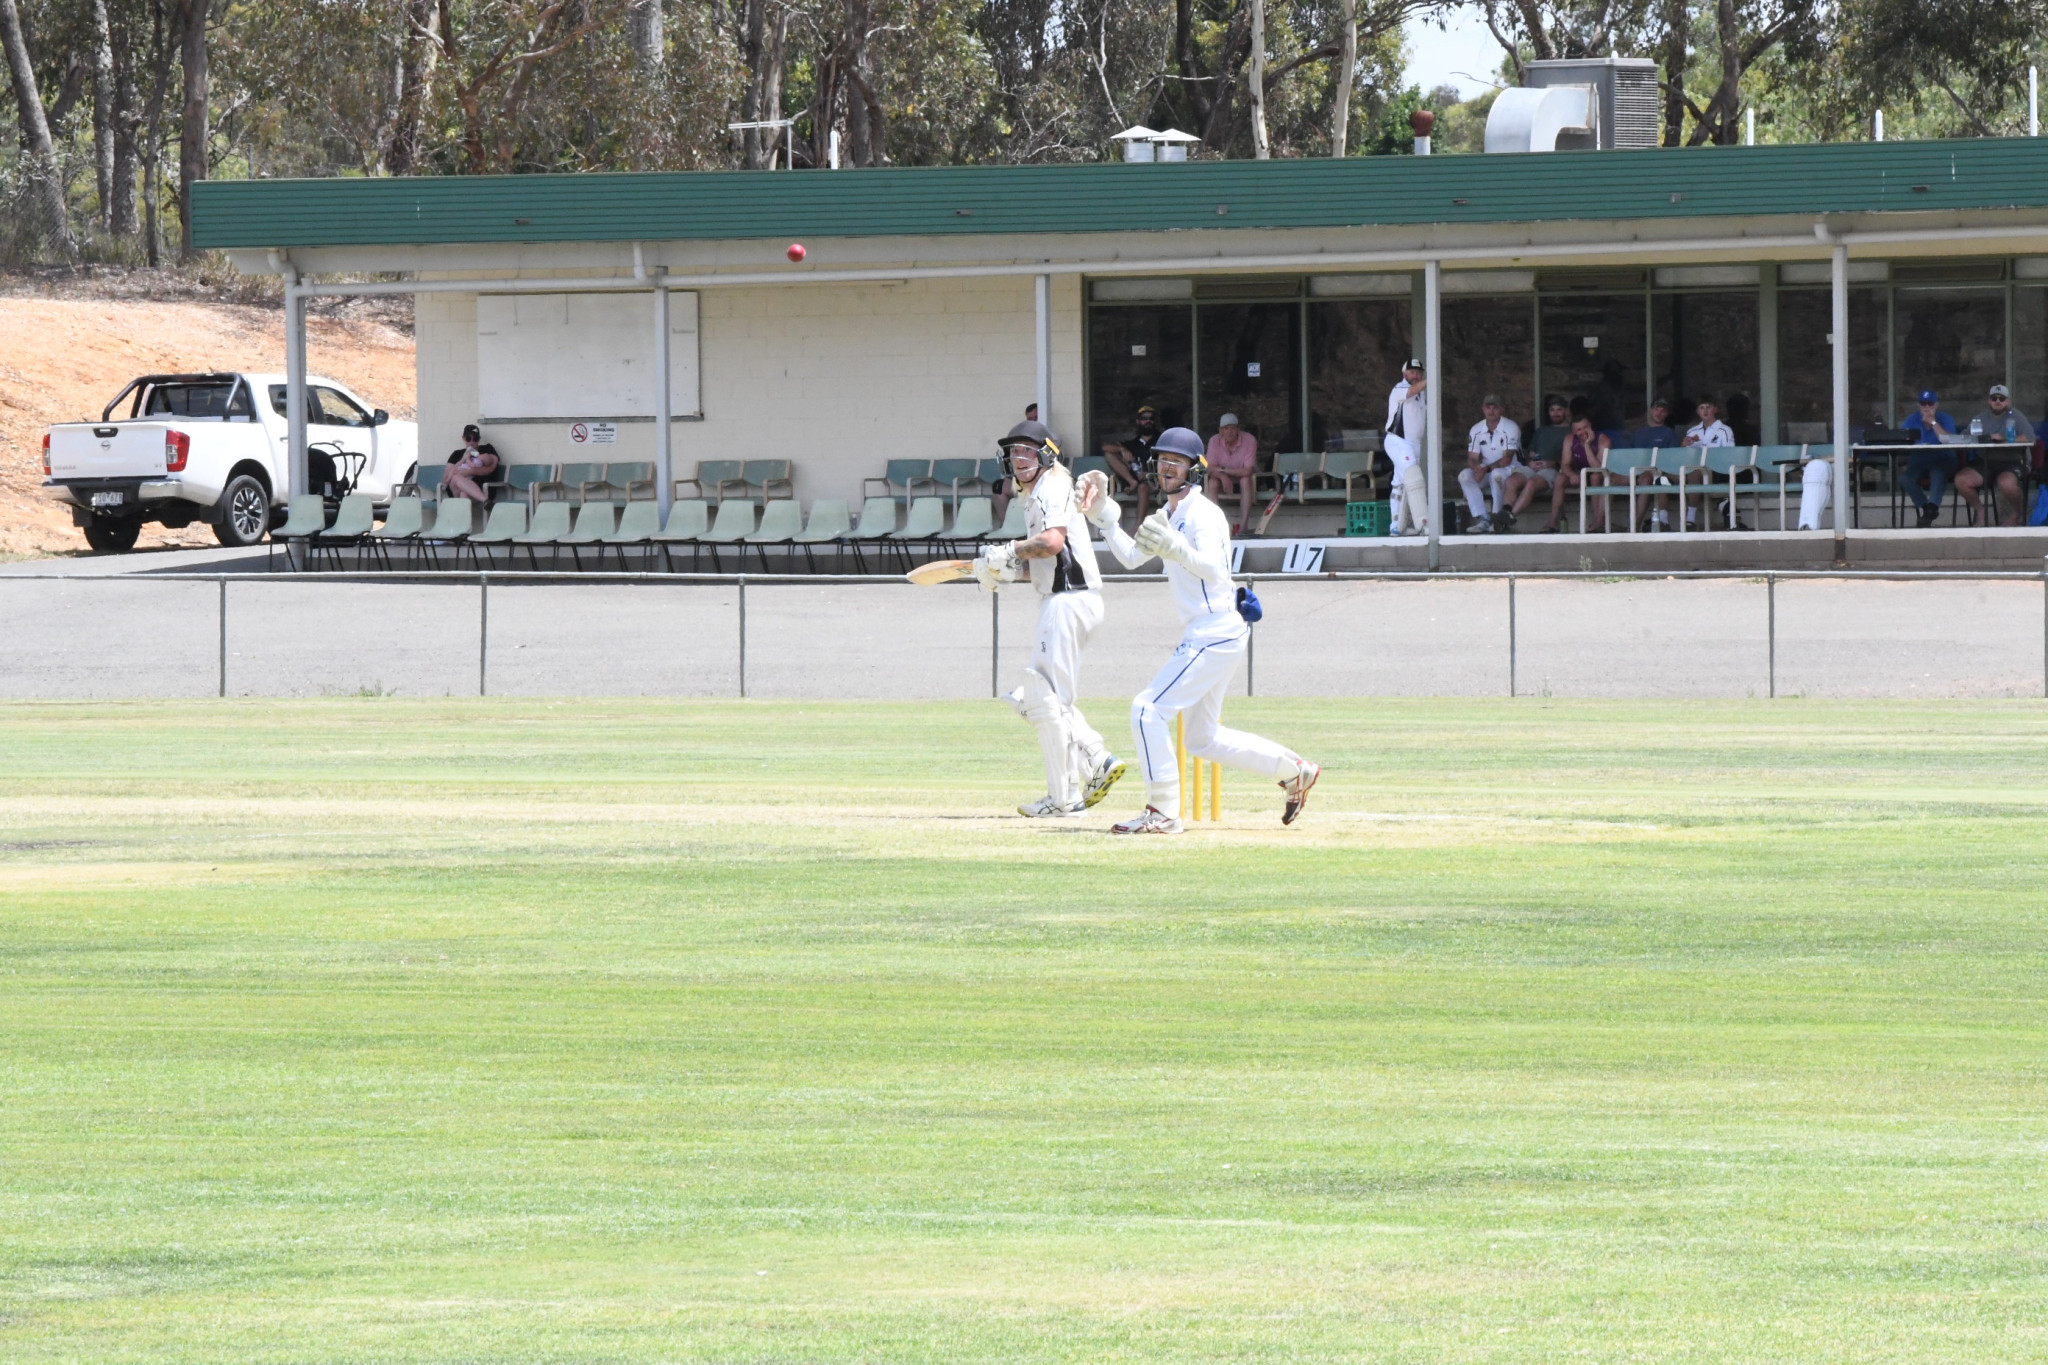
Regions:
[[1851, 442, 2031, 527]]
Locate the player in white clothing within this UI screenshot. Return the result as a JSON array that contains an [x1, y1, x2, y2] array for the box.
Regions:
[[972, 420, 1127, 818], [1076, 427, 1320, 835]]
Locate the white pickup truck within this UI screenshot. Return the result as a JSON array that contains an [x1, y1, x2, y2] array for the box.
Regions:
[[42, 372, 419, 552]]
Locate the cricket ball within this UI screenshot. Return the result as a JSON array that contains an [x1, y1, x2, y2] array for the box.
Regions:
[[787, 243, 807, 262]]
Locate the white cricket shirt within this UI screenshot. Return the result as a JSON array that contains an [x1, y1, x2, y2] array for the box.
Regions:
[[1023, 464, 1102, 595], [1686, 420, 1735, 447], [1098, 487, 1244, 642], [1467, 416, 1523, 466]]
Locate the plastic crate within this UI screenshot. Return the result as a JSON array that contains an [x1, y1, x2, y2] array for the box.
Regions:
[[1345, 500, 1389, 536]]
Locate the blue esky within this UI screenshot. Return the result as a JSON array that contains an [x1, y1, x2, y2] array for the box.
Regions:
[[1402, 6, 1507, 101]]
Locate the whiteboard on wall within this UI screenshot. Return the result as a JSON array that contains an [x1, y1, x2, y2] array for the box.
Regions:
[[476, 291, 700, 420]]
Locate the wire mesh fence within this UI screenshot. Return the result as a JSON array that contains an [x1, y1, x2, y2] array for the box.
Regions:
[[0, 570, 2044, 701]]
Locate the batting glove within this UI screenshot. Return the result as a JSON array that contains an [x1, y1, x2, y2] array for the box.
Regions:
[[1077, 469, 1120, 528], [1135, 510, 1193, 565], [973, 540, 1017, 591]]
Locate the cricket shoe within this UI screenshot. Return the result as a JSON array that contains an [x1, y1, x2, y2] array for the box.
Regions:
[[1280, 760, 1321, 826], [1081, 755, 1129, 809], [1110, 805, 1184, 835], [1017, 794, 1086, 818]]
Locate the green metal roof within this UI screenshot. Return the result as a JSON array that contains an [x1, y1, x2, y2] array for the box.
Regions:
[[191, 138, 2048, 251]]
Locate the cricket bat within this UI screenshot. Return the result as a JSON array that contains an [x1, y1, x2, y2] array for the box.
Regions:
[[905, 558, 975, 586], [1252, 479, 1289, 536]]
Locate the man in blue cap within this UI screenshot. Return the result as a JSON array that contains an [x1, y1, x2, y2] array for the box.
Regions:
[[1900, 389, 1958, 528]]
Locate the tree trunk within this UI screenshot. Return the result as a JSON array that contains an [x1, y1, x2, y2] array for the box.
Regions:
[[1248, 0, 1269, 158], [90, 0, 116, 230], [111, 0, 138, 236], [386, 0, 436, 173], [142, 0, 173, 265], [737, 0, 787, 169], [1659, 0, 1688, 146], [1330, 0, 1356, 156], [176, 0, 208, 261], [0, 0, 77, 260], [626, 0, 662, 73]]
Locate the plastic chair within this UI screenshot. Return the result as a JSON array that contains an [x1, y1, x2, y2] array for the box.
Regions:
[[465, 500, 527, 569], [267, 493, 329, 570], [932, 458, 986, 509], [367, 495, 424, 570], [511, 500, 574, 569], [846, 496, 899, 573], [792, 498, 852, 574], [950, 496, 994, 551], [652, 499, 710, 572], [863, 459, 935, 506], [1578, 449, 1654, 532], [738, 459, 794, 504], [675, 460, 744, 503], [534, 462, 605, 507], [407, 462, 447, 503], [1259, 451, 1325, 504], [600, 498, 663, 571], [699, 497, 757, 572], [580, 462, 655, 505], [888, 496, 949, 572], [992, 494, 1028, 539], [1320, 449, 1377, 503], [312, 493, 376, 569], [420, 496, 476, 569], [557, 501, 617, 570], [484, 463, 554, 509], [744, 497, 803, 572]]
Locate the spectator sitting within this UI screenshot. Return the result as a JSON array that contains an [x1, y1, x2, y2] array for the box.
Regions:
[[1500, 395, 1570, 532], [443, 423, 500, 503], [1899, 389, 1959, 527], [1629, 397, 1681, 449], [1676, 399, 1736, 530], [1542, 414, 1612, 533], [1104, 404, 1160, 521], [1206, 413, 1259, 533], [1457, 394, 1522, 533], [1954, 384, 2035, 526]]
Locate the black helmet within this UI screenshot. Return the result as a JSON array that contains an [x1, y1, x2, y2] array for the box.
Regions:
[[997, 419, 1062, 481], [1148, 426, 1207, 488]]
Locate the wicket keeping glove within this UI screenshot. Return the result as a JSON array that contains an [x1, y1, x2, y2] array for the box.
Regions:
[[1077, 469, 1120, 528], [1135, 510, 1193, 566]]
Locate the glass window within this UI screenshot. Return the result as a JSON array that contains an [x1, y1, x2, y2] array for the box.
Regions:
[[312, 386, 371, 427], [143, 381, 238, 418], [1087, 305, 1193, 459], [1539, 294, 1646, 436], [1651, 291, 1761, 442], [1777, 288, 1886, 439], [1307, 297, 1410, 452], [2012, 287, 2048, 428], [1196, 302, 1301, 454], [1893, 288, 2005, 425], [1442, 296, 1536, 446]]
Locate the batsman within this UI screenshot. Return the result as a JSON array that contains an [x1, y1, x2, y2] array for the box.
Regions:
[[971, 420, 1128, 817]]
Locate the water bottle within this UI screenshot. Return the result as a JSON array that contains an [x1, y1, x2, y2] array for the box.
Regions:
[[1969, 416, 1983, 439], [2007, 416, 2017, 442]]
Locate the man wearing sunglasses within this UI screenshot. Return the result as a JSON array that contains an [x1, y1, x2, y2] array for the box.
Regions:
[[1899, 390, 1958, 528]]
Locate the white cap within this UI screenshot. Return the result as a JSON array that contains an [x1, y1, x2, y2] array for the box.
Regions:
[[1218, 412, 1240, 427]]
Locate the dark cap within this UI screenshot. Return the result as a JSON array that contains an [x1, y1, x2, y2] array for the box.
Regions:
[[462, 423, 481, 441], [1404, 358, 1425, 372], [1649, 396, 1671, 410]]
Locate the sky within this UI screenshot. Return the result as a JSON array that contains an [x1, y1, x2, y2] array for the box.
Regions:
[[1402, 7, 1507, 102]]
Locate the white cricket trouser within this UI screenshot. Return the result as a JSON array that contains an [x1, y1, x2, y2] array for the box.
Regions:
[[1130, 629, 1299, 813], [1797, 459, 1832, 530], [1458, 464, 1517, 518], [1385, 433, 1428, 534], [1013, 589, 1108, 803]]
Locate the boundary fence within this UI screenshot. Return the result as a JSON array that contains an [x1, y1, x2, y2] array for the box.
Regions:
[[2, 568, 2045, 701]]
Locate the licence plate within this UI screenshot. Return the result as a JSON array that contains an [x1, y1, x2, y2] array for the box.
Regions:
[[91, 491, 125, 508]]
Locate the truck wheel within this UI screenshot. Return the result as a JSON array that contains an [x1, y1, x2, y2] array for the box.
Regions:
[[82, 516, 141, 553], [214, 474, 270, 547]]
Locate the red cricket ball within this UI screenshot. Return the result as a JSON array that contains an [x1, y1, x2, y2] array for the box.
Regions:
[[787, 243, 807, 262]]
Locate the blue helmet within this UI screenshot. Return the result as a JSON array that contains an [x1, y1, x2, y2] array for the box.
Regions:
[[1149, 426, 1207, 487]]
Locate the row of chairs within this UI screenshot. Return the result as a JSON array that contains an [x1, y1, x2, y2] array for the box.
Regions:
[[274, 491, 1030, 573], [1574, 444, 1817, 532], [404, 459, 797, 511]]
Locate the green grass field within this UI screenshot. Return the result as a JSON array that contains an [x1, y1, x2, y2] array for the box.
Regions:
[[4, 697, 2047, 1362]]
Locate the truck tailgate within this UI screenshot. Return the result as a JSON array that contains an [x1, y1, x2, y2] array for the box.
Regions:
[[47, 422, 175, 478]]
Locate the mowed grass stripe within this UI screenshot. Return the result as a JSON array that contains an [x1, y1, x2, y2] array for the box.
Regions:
[[1, 698, 2046, 1362]]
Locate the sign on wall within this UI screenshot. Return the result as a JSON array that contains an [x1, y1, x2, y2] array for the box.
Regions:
[[477, 291, 700, 421]]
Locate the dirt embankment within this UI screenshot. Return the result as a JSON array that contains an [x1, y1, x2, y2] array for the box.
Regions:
[[0, 274, 415, 556]]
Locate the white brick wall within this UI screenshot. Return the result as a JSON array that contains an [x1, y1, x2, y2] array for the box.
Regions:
[[414, 273, 1085, 504]]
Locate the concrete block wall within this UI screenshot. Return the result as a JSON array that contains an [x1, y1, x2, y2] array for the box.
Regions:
[[413, 272, 1085, 505]]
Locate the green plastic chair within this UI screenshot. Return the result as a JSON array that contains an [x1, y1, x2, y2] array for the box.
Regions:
[[847, 496, 899, 573], [557, 501, 617, 570], [979, 457, 1007, 487], [739, 459, 794, 504], [652, 499, 709, 572], [1321, 449, 1377, 503], [535, 462, 604, 507], [699, 497, 756, 572], [485, 463, 554, 509], [409, 462, 447, 502], [367, 495, 423, 570], [267, 493, 329, 570], [950, 495, 994, 551], [792, 498, 852, 573], [582, 462, 655, 505], [465, 500, 527, 568], [1070, 454, 1112, 481], [992, 494, 1028, 539], [677, 459, 744, 503], [744, 497, 803, 572], [512, 500, 574, 569], [889, 495, 949, 572], [312, 492, 377, 569], [600, 498, 663, 571], [932, 458, 986, 508], [863, 459, 935, 506], [421, 496, 476, 568], [1578, 449, 1654, 532]]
